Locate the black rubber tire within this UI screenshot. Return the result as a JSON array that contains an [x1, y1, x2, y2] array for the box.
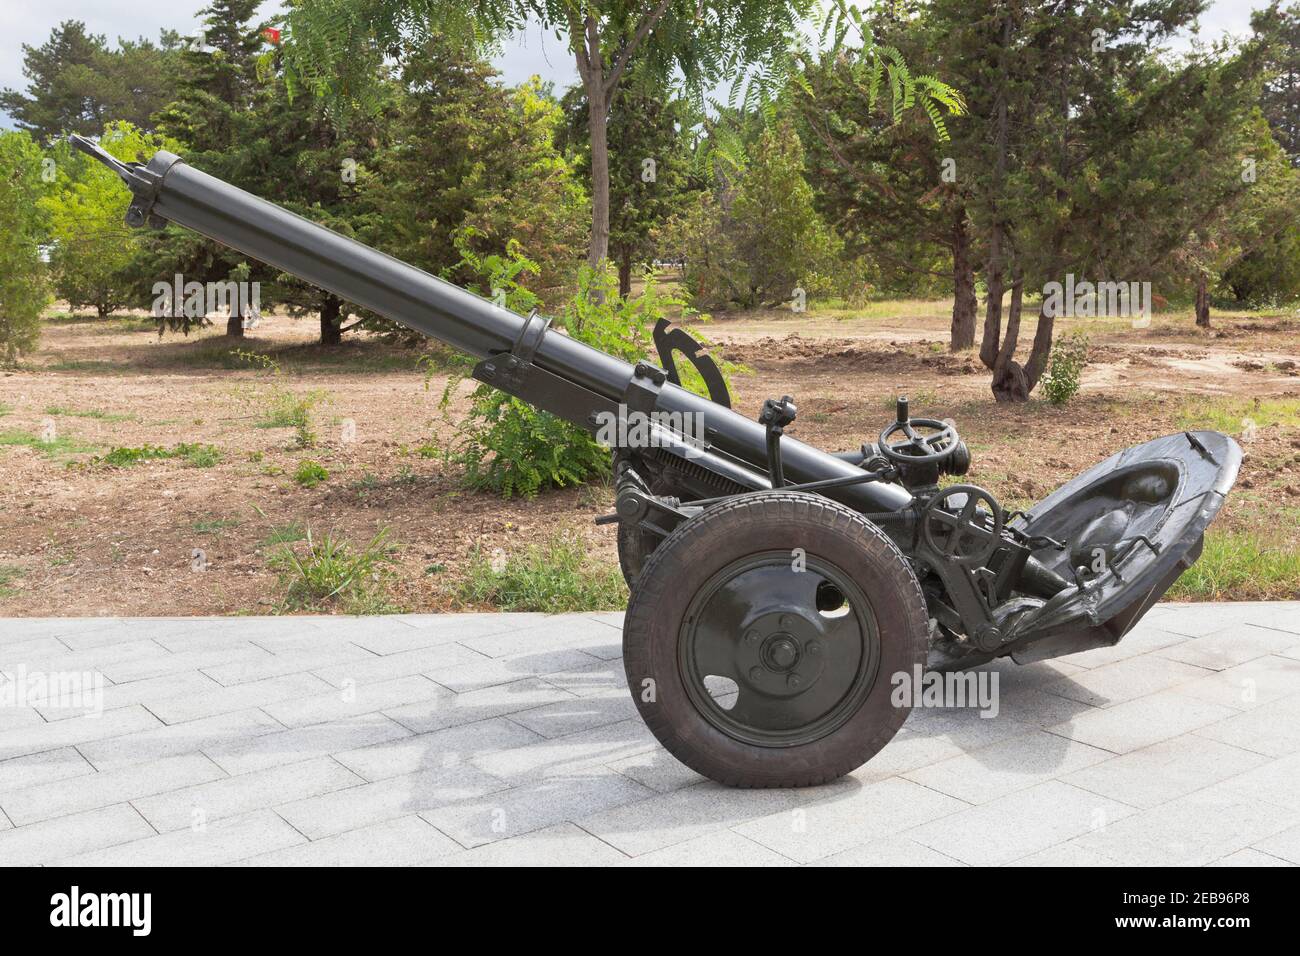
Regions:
[[623, 491, 928, 788]]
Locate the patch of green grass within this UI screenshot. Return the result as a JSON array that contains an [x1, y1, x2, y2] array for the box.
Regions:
[[1175, 398, 1300, 435], [260, 522, 306, 547], [256, 389, 325, 430], [0, 565, 24, 598], [294, 460, 329, 487], [96, 442, 221, 468], [0, 430, 97, 459], [270, 527, 397, 612], [457, 533, 628, 612], [43, 405, 134, 422], [0, 402, 11, 417], [1167, 530, 1300, 601]]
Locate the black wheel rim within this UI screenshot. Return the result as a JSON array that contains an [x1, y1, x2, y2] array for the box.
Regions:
[[678, 550, 881, 748]]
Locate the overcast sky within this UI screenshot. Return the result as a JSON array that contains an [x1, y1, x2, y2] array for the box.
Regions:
[[0, 0, 1268, 127]]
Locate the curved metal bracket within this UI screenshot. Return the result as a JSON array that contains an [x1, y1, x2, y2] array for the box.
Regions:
[[653, 318, 731, 408]]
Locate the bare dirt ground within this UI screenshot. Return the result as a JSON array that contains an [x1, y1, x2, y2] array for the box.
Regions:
[[1, 301, 1296, 616]]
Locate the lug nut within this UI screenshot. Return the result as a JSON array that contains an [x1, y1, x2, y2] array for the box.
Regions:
[[787, 674, 802, 688], [745, 630, 760, 645], [807, 641, 821, 655], [749, 667, 764, 682]]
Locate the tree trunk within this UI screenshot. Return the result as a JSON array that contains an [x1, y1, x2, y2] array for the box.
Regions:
[[950, 211, 976, 351], [320, 296, 342, 346], [618, 248, 633, 298], [991, 278, 1028, 402], [1195, 272, 1211, 327], [226, 307, 244, 338], [587, 85, 610, 269]]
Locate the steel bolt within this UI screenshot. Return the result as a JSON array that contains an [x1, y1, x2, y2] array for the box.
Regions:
[[787, 674, 802, 688], [749, 667, 764, 683]]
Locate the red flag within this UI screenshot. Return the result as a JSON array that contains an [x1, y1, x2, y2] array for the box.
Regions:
[[262, 27, 281, 45]]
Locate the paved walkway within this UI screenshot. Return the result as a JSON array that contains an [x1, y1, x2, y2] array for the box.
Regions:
[[0, 602, 1298, 866]]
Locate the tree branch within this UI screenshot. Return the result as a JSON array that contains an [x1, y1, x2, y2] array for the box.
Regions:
[[604, 0, 673, 97]]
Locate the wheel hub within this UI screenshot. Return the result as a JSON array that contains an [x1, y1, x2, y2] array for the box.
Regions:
[[678, 552, 880, 747]]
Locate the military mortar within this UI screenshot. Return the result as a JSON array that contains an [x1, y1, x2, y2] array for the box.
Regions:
[[73, 135, 1240, 788]]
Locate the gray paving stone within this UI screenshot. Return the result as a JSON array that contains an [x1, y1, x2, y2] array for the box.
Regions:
[[1209, 848, 1295, 866], [233, 814, 462, 866], [627, 829, 795, 867], [133, 756, 362, 831], [351, 615, 533, 655], [1236, 604, 1300, 637], [0, 747, 95, 795], [1, 752, 226, 826], [809, 832, 966, 867], [1006, 841, 1116, 866], [0, 706, 44, 733], [425, 647, 600, 694], [579, 780, 814, 858], [1194, 693, 1300, 757], [386, 677, 574, 734], [734, 777, 968, 864], [1047, 689, 1236, 754], [422, 767, 653, 848], [903, 731, 1113, 804], [146, 672, 333, 725], [100, 643, 269, 684], [206, 713, 411, 775], [537, 657, 628, 698], [848, 710, 1036, 785], [0, 618, 120, 646], [0, 705, 161, 762], [1065, 734, 1268, 810], [507, 689, 637, 739], [1043, 655, 1211, 708], [606, 749, 706, 793], [459, 616, 622, 660], [0, 637, 72, 668], [1, 606, 1296, 866], [263, 674, 447, 728], [78, 708, 282, 772], [1159, 625, 1299, 671], [472, 717, 659, 783], [907, 780, 1135, 866], [1050, 625, 1188, 668], [1251, 822, 1300, 864], [1154, 603, 1276, 639], [11, 638, 165, 676], [1175, 655, 1300, 711], [0, 803, 155, 866], [434, 821, 628, 866], [276, 763, 510, 840], [35, 671, 220, 723], [335, 718, 542, 782], [57, 808, 306, 866], [202, 643, 375, 686], [1072, 781, 1297, 866], [1219, 751, 1300, 813], [312, 642, 487, 688]]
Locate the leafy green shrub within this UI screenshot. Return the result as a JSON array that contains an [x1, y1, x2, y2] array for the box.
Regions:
[[294, 460, 330, 487], [457, 533, 628, 611], [271, 527, 396, 611], [440, 250, 649, 498], [97, 443, 220, 468], [1040, 331, 1090, 405]]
